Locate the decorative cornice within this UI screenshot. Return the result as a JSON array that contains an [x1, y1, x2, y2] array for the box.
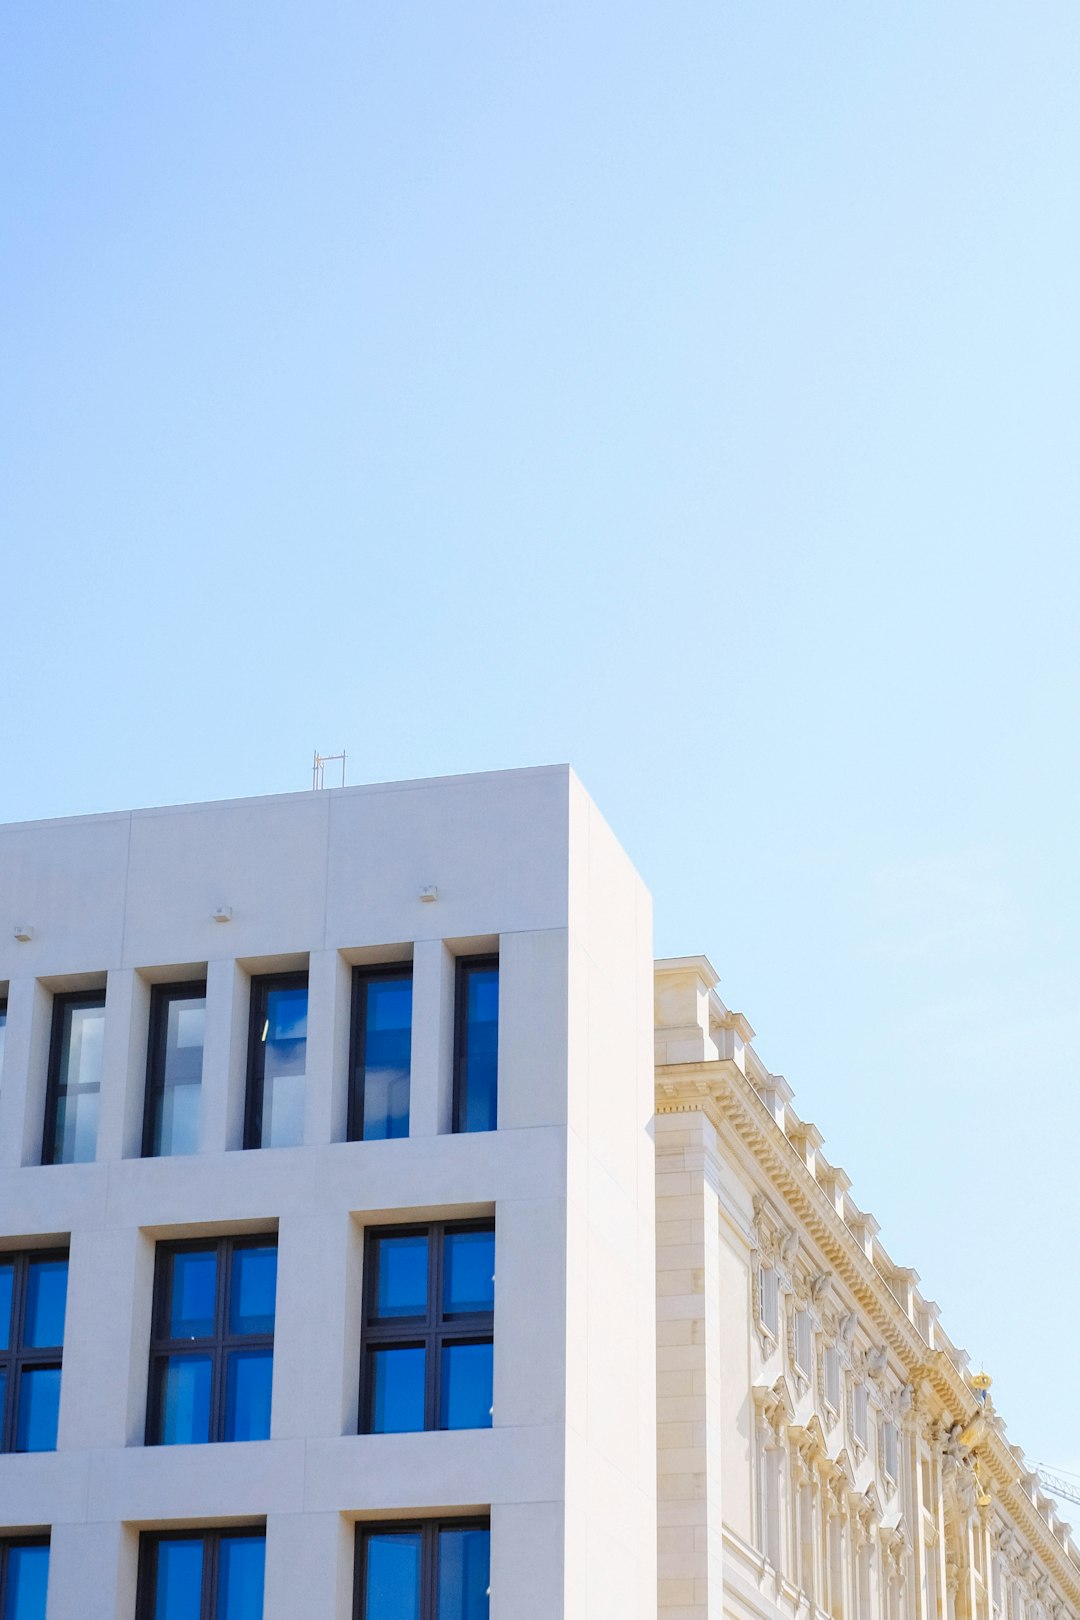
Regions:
[[656, 1058, 1080, 1606]]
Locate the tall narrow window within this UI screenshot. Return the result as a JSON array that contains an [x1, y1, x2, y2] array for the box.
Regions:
[[453, 958, 498, 1134], [793, 1309, 813, 1378], [349, 967, 412, 1141], [883, 1420, 899, 1482], [823, 1345, 840, 1411], [147, 1237, 276, 1445], [245, 973, 307, 1150], [43, 990, 105, 1165], [361, 1222, 494, 1434], [852, 1381, 869, 1447], [759, 1266, 780, 1337], [143, 982, 206, 1158], [0, 999, 7, 1093], [137, 1530, 264, 1620], [0, 1251, 69, 1453], [356, 1521, 489, 1620], [0, 1539, 49, 1620]]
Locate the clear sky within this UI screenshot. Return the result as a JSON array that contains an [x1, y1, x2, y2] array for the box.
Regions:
[[3, 3, 1078, 1481]]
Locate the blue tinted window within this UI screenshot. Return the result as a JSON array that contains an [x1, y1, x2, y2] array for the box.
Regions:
[[374, 1235, 428, 1318], [146, 990, 205, 1158], [169, 1251, 217, 1339], [5, 1544, 49, 1620], [47, 998, 105, 1165], [229, 1247, 276, 1335], [370, 1346, 426, 1433], [24, 1260, 67, 1349], [250, 980, 307, 1149], [357, 974, 412, 1141], [158, 1355, 212, 1445], [15, 1366, 60, 1451], [442, 1231, 494, 1316], [437, 1528, 490, 1620], [224, 1350, 272, 1442], [150, 1238, 277, 1446], [364, 1533, 421, 1620], [153, 1538, 204, 1620], [0, 1266, 13, 1352], [440, 1343, 493, 1431], [217, 1534, 265, 1620], [454, 964, 498, 1134]]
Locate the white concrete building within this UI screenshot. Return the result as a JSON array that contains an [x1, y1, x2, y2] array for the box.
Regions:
[[0, 766, 657, 1620], [0, 766, 1074, 1620]]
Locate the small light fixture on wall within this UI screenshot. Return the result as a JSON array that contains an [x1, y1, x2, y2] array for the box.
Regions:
[[419, 886, 438, 903], [13, 923, 33, 942], [212, 905, 233, 923]]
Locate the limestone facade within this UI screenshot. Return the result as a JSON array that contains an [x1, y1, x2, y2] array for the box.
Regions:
[[655, 955, 1079, 1620]]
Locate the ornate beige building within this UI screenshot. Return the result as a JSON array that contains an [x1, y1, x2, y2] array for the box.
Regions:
[[654, 955, 1079, 1620]]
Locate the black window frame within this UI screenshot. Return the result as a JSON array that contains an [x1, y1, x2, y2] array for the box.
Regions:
[[136, 1527, 265, 1620], [142, 979, 208, 1160], [146, 1235, 277, 1447], [0, 1248, 68, 1454], [347, 963, 414, 1143], [452, 955, 499, 1135], [354, 1518, 490, 1620], [42, 987, 106, 1166], [359, 1219, 494, 1434], [244, 970, 309, 1151], [0, 1536, 50, 1617]]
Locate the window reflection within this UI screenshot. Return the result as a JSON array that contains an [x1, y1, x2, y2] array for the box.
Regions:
[[44, 993, 106, 1165], [145, 984, 206, 1158], [352, 970, 412, 1141], [246, 976, 307, 1150]]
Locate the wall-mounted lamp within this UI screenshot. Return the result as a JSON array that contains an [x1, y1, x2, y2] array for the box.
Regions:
[[212, 905, 233, 923], [419, 886, 438, 903], [13, 924, 32, 942]]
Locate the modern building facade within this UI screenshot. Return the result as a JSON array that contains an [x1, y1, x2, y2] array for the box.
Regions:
[[0, 765, 1074, 1620]]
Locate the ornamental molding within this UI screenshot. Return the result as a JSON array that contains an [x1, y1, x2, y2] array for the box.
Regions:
[[655, 1058, 1080, 1607]]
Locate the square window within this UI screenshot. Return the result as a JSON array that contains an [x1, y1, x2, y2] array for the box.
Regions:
[[147, 1238, 277, 1446], [361, 1223, 494, 1434], [349, 968, 413, 1141], [0, 1252, 68, 1454], [356, 1521, 489, 1620], [245, 974, 308, 1150], [137, 1530, 264, 1620]]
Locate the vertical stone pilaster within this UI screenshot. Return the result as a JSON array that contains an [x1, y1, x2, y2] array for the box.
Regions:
[[655, 1108, 724, 1620]]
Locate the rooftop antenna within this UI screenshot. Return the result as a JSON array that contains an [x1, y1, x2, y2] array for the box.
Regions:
[[312, 749, 347, 790]]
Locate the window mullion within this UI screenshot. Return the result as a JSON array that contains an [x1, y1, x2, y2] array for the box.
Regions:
[[423, 1520, 438, 1620], [214, 1240, 230, 1443], [430, 1228, 444, 1431], [202, 1531, 217, 1620]]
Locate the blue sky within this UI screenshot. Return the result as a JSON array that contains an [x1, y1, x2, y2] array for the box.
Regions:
[[3, 4, 1079, 1477]]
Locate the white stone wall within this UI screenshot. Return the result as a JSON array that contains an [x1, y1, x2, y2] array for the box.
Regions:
[[653, 956, 1080, 1620], [0, 766, 657, 1620]]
